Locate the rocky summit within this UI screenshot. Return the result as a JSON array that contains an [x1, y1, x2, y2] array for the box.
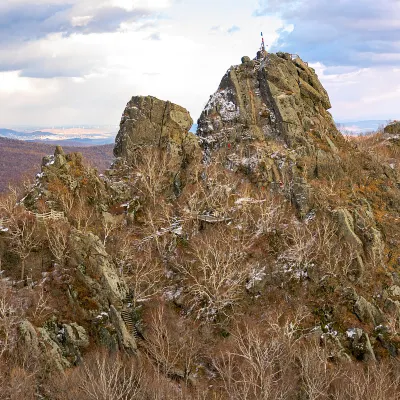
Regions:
[[0, 51, 400, 399]]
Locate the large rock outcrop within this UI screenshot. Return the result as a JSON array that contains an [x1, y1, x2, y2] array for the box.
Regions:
[[114, 96, 202, 189], [384, 121, 400, 135], [197, 52, 340, 153], [196, 52, 348, 219], [196, 51, 398, 278]]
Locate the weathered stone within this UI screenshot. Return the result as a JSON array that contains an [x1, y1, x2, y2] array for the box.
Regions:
[[18, 320, 39, 352], [109, 305, 137, 354], [347, 328, 376, 362], [354, 296, 384, 326], [384, 121, 400, 135], [38, 327, 71, 371], [69, 230, 128, 307], [241, 56, 251, 64], [334, 208, 363, 251], [388, 285, 400, 298], [63, 323, 89, 349], [196, 51, 345, 214], [114, 96, 202, 188]]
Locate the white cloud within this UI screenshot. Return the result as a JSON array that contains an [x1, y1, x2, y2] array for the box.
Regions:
[[1, 0, 400, 128], [313, 63, 400, 120]]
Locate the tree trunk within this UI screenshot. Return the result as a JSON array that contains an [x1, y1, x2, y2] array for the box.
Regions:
[[21, 258, 25, 281]]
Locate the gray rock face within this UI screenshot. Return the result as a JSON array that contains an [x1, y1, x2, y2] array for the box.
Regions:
[[19, 320, 91, 370], [196, 52, 344, 215], [18, 320, 39, 352], [197, 52, 336, 151], [114, 96, 202, 188], [69, 230, 128, 307], [63, 322, 89, 349], [109, 305, 137, 354], [384, 121, 400, 135], [354, 295, 384, 326], [347, 328, 376, 362]]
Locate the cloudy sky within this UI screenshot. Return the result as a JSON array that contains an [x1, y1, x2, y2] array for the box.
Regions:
[[1, 0, 400, 127]]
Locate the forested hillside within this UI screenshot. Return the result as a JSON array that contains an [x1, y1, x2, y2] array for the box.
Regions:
[[0, 137, 113, 191]]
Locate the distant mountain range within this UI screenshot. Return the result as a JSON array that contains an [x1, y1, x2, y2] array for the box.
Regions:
[[336, 120, 389, 134], [0, 120, 391, 145], [0, 128, 115, 146]]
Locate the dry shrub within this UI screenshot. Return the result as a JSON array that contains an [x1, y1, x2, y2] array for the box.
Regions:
[[0, 362, 36, 400], [143, 304, 202, 384], [232, 193, 289, 246], [6, 211, 42, 281], [179, 163, 242, 220], [279, 216, 354, 279], [129, 147, 176, 206], [331, 362, 400, 400], [45, 349, 198, 400], [46, 351, 143, 400], [298, 341, 340, 400], [44, 219, 70, 267], [0, 282, 25, 359], [117, 240, 164, 307], [179, 228, 250, 320], [213, 309, 309, 399]]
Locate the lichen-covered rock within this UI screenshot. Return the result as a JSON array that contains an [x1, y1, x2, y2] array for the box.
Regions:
[[197, 52, 337, 150], [38, 326, 72, 371], [334, 208, 363, 251], [196, 52, 345, 214], [109, 305, 137, 354], [24, 146, 106, 212], [69, 230, 128, 308], [354, 295, 384, 326], [384, 121, 400, 135], [114, 96, 202, 188], [63, 322, 89, 349], [18, 320, 39, 353], [346, 328, 376, 362]]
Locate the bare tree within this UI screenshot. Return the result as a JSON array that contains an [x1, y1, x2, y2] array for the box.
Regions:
[[213, 310, 309, 400], [44, 220, 70, 267], [179, 229, 249, 320], [7, 212, 41, 281], [76, 352, 143, 400], [0, 282, 23, 358], [144, 305, 201, 384]]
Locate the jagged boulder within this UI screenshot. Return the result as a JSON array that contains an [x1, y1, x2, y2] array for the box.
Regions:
[[24, 146, 106, 211], [384, 121, 400, 135], [354, 296, 384, 326], [18, 320, 90, 371], [346, 328, 376, 362], [109, 305, 137, 354], [114, 96, 202, 188], [68, 230, 128, 308], [196, 52, 346, 215], [197, 52, 338, 150]]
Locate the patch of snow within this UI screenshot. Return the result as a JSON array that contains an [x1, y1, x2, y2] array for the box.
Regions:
[[163, 287, 183, 301], [304, 210, 316, 223], [281, 261, 308, 280], [346, 328, 357, 339], [96, 311, 109, 319], [204, 88, 240, 122], [246, 267, 266, 290], [172, 226, 183, 235]]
